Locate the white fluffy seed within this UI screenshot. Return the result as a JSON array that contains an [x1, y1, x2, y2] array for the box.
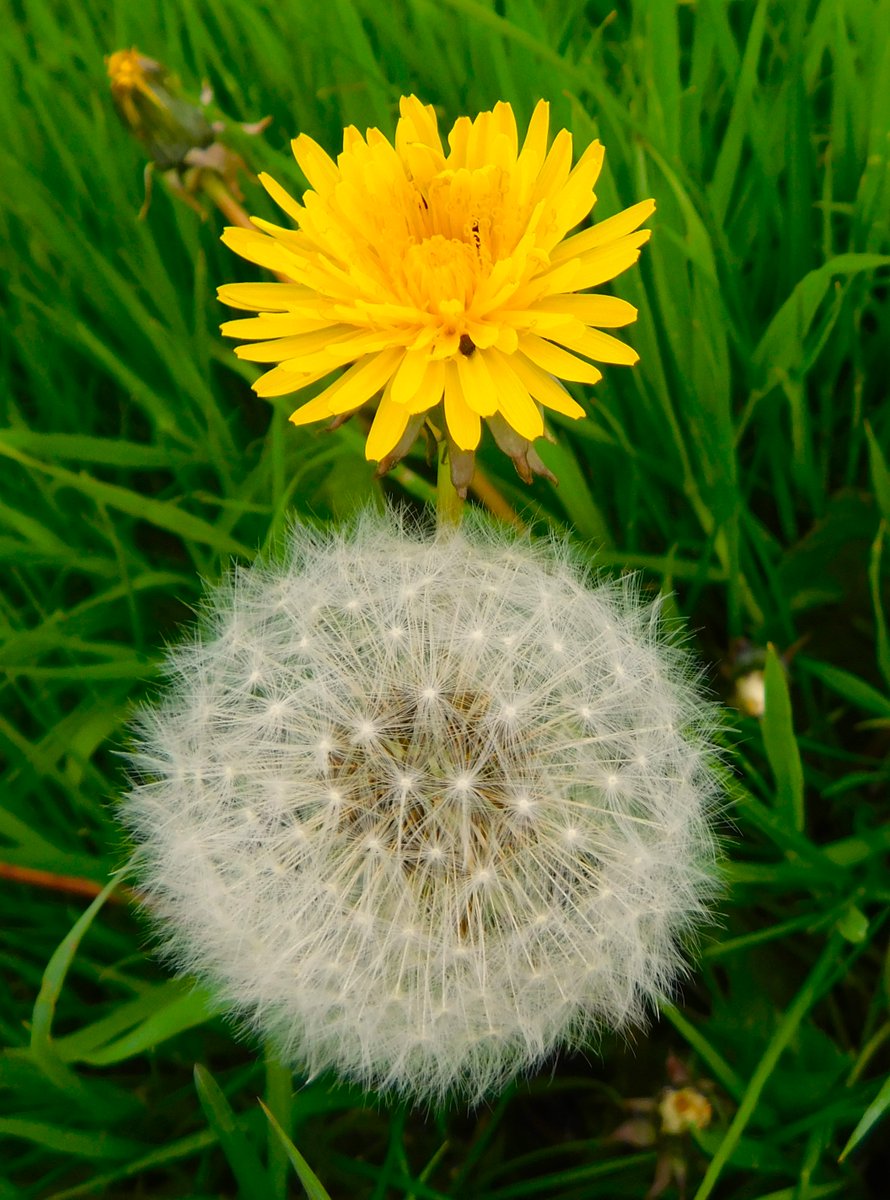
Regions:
[[122, 510, 721, 1105]]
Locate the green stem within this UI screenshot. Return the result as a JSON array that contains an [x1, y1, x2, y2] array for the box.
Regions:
[[436, 436, 465, 528], [264, 1047, 293, 1200]]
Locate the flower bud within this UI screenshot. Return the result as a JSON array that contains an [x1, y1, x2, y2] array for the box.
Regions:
[[107, 49, 214, 171], [107, 47, 269, 219]]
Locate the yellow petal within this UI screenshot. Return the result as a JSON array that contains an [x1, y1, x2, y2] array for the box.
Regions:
[[258, 173, 304, 224], [463, 321, 501, 350], [552, 199, 656, 263], [464, 108, 517, 172], [443, 361, 481, 450], [494, 308, 570, 335], [399, 139, 446, 188], [492, 100, 519, 161], [531, 231, 651, 296], [493, 324, 520, 354], [221, 227, 303, 277], [305, 347, 404, 417], [256, 364, 335, 398], [234, 326, 355, 364], [518, 334, 604, 385], [545, 325, 639, 366], [365, 389, 412, 461], [221, 315, 338, 339], [455, 350, 497, 416], [508, 353, 587, 418], [535, 294, 638, 328], [546, 140, 605, 245], [279, 331, 405, 376], [390, 349, 431, 406], [216, 282, 314, 311], [483, 351, 545, 440], [397, 95, 444, 155], [291, 133, 340, 195], [516, 100, 550, 193], [342, 125, 364, 154], [288, 391, 343, 426], [531, 128, 573, 204], [510, 259, 580, 305], [249, 216, 306, 253], [464, 110, 491, 168], [406, 357, 445, 414], [571, 231, 651, 290], [447, 116, 472, 167]]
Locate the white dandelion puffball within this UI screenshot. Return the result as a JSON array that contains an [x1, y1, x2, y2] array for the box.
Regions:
[[123, 511, 720, 1104]]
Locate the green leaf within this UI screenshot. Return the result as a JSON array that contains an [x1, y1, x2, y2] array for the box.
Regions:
[[762, 645, 805, 832], [796, 657, 890, 718], [0, 1117, 145, 1161], [44, 1130, 217, 1200], [53, 980, 197, 1063], [533, 436, 613, 547], [0, 442, 250, 558], [194, 1065, 273, 1200], [78, 988, 218, 1066], [870, 522, 890, 689], [753, 254, 890, 378], [708, 0, 769, 224], [692, 938, 844, 1200], [260, 1100, 333, 1200], [0, 429, 189, 468], [839, 1075, 890, 1162], [865, 422, 890, 524]]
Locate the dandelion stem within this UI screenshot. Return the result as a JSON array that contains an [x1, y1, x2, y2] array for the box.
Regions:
[[199, 172, 254, 230], [436, 437, 465, 529], [264, 1047, 294, 1198]]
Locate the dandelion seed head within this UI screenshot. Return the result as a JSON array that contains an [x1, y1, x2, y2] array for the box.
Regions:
[[122, 510, 721, 1105]]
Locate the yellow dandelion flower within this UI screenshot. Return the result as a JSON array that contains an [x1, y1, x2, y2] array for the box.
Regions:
[[218, 96, 653, 485]]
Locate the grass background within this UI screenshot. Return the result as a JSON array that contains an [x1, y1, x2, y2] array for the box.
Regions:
[[2, 0, 889, 1196]]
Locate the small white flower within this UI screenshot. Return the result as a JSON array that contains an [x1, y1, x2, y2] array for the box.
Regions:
[[122, 510, 720, 1105]]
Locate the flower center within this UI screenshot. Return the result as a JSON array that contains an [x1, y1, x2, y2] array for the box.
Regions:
[[315, 686, 528, 894], [401, 234, 483, 315]]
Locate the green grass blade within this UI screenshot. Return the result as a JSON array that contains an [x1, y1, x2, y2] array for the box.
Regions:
[[795, 657, 890, 718], [82, 987, 219, 1066], [30, 871, 126, 1057], [194, 1064, 274, 1200], [865, 423, 890, 524], [260, 1100, 333, 1200], [870, 522, 890, 688], [838, 1074, 890, 1163], [0, 1117, 145, 1160]]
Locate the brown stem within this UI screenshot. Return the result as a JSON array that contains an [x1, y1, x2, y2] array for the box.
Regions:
[[0, 862, 140, 906], [202, 173, 293, 284], [200, 172, 255, 230], [470, 468, 524, 529]]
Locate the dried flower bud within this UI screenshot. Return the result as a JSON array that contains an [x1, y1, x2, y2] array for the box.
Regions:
[[106, 47, 269, 219], [107, 49, 214, 171], [658, 1086, 713, 1136]]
